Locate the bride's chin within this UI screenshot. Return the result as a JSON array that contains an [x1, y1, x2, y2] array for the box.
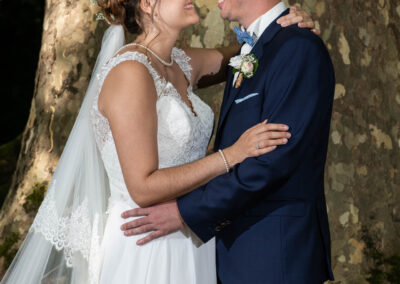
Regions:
[[184, 8, 199, 23], [189, 18, 200, 26], [187, 14, 200, 26], [178, 19, 199, 30], [169, 13, 199, 31]]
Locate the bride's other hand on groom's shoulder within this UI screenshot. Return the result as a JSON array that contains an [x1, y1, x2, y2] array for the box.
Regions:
[[277, 5, 320, 35]]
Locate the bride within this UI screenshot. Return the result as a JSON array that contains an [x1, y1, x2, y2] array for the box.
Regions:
[[1, 0, 317, 283]]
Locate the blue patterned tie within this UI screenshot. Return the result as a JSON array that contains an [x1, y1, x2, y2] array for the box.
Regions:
[[234, 26, 256, 47]]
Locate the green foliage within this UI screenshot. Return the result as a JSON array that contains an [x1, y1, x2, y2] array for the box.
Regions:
[[0, 232, 20, 270], [362, 226, 400, 284], [23, 182, 47, 213]]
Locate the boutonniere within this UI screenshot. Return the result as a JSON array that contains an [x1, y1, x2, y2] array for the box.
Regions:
[[229, 54, 259, 88]]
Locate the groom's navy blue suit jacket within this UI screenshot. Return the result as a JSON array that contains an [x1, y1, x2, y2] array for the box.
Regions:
[[178, 9, 335, 284]]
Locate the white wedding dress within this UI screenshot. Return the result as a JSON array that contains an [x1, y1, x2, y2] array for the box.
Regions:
[[90, 47, 216, 284]]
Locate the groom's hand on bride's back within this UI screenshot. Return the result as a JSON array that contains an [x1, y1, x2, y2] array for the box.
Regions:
[[121, 200, 184, 245]]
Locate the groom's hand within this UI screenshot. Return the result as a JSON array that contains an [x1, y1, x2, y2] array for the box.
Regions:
[[120, 200, 184, 245]]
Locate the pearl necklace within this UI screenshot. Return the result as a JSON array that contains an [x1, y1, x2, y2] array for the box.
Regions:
[[115, 43, 174, 67]]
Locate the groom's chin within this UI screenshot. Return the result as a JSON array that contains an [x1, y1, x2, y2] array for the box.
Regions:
[[217, 0, 226, 17], [217, 2, 233, 21]]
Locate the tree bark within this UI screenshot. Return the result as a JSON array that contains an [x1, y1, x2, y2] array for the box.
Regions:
[[0, 0, 106, 275], [286, 1, 400, 283]]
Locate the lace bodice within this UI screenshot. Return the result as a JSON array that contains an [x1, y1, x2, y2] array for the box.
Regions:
[[90, 48, 214, 205]]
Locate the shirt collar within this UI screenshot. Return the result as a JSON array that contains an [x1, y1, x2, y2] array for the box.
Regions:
[[243, 1, 287, 38]]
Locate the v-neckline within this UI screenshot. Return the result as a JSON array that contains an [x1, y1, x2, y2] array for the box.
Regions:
[[151, 56, 198, 118], [163, 80, 198, 118]]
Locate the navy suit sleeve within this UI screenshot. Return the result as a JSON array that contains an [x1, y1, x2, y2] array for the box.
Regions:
[[178, 35, 335, 243]]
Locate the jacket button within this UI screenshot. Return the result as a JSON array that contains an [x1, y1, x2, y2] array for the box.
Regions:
[[215, 226, 221, 232]]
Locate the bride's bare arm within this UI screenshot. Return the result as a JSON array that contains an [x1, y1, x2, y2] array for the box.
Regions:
[[184, 45, 240, 89], [98, 61, 290, 208]]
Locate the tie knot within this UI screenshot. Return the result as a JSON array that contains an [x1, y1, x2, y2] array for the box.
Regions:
[[233, 26, 257, 47]]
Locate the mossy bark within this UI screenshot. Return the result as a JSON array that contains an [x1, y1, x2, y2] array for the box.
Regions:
[[0, 136, 21, 207]]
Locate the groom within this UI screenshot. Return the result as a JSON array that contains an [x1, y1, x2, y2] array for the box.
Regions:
[[122, 0, 335, 283]]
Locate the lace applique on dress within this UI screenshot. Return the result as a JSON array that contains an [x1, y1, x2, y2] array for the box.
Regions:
[[172, 47, 192, 82]]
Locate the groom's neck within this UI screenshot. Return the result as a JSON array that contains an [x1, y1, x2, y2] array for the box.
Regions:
[[240, 0, 280, 29]]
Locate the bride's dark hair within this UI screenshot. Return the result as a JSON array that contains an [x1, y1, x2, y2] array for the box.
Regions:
[[98, 0, 147, 34]]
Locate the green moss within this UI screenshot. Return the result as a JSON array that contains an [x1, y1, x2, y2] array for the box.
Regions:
[[386, 255, 400, 283], [362, 226, 400, 284], [0, 232, 20, 270], [0, 135, 22, 206], [0, 180, 12, 206], [23, 182, 47, 213]]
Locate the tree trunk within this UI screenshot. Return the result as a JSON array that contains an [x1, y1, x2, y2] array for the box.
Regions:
[[0, 0, 106, 275]]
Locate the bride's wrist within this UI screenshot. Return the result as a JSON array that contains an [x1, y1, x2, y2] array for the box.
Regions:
[[220, 147, 240, 169]]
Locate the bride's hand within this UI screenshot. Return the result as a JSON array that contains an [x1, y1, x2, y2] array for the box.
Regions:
[[277, 6, 320, 35], [223, 120, 291, 166]]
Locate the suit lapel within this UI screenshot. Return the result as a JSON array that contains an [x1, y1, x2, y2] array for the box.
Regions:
[[215, 46, 241, 135], [217, 68, 240, 131], [216, 8, 289, 141], [214, 64, 235, 149]]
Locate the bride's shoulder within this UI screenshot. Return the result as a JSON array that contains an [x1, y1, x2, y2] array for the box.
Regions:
[[100, 46, 157, 85], [99, 46, 157, 97], [107, 46, 151, 68], [106, 58, 152, 79], [98, 57, 158, 115], [114, 45, 148, 58]]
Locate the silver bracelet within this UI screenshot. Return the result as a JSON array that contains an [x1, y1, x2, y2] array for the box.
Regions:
[[218, 149, 230, 173]]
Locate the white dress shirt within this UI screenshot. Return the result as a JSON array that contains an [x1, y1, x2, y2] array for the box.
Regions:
[[233, 1, 287, 86]]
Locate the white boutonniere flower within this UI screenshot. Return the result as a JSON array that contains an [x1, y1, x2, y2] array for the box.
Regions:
[[229, 54, 259, 88]]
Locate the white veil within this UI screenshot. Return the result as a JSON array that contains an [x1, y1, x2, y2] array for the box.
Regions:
[[1, 25, 125, 284]]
